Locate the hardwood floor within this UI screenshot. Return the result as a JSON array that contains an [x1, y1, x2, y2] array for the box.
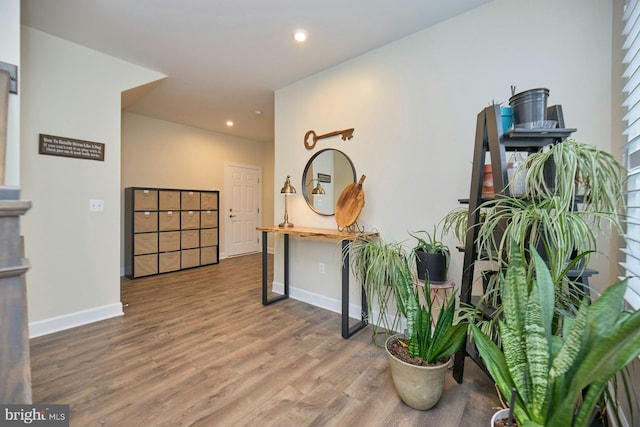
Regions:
[[30, 253, 501, 426]]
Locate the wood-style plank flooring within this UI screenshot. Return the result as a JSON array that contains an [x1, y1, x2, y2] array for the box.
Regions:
[[30, 253, 501, 426]]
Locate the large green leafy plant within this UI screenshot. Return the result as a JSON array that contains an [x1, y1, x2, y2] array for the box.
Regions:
[[392, 256, 467, 363], [470, 244, 640, 427]]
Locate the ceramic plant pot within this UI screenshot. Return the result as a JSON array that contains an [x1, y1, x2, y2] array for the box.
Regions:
[[491, 408, 511, 426], [385, 334, 451, 410], [482, 164, 494, 196]]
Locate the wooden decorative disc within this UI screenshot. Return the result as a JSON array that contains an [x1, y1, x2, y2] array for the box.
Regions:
[[335, 175, 366, 228]]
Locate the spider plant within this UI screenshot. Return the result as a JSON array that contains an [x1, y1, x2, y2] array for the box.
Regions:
[[468, 140, 628, 355], [470, 243, 640, 427], [476, 195, 607, 281], [521, 138, 626, 219], [441, 206, 470, 246], [476, 138, 626, 284], [343, 236, 407, 346]]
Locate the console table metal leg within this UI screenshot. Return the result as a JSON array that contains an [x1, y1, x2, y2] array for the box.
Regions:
[[284, 234, 290, 297], [341, 239, 368, 339], [262, 231, 289, 305]]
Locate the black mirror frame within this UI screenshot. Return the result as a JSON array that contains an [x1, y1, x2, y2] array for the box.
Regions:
[[301, 148, 356, 216]]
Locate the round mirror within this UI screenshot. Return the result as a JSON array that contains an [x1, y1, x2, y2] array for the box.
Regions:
[[302, 149, 356, 216]]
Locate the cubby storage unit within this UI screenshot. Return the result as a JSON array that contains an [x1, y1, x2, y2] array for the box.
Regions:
[[124, 187, 219, 278]]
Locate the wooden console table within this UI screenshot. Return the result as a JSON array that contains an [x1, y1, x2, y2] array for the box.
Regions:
[[256, 225, 377, 339]]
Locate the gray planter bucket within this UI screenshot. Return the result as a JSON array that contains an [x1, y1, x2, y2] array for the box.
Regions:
[[509, 88, 549, 125]]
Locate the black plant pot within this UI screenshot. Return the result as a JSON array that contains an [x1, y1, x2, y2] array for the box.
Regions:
[[415, 250, 448, 283]]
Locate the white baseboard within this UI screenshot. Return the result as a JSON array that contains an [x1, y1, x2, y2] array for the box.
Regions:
[[272, 280, 360, 317], [29, 303, 124, 338], [271, 281, 403, 332]]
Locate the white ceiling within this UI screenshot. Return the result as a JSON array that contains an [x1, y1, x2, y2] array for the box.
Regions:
[[21, 0, 491, 143]]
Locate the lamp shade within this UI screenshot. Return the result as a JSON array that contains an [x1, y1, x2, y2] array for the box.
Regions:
[[280, 175, 296, 194], [311, 182, 325, 195]]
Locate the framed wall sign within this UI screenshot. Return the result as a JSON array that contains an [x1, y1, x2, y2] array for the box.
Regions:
[[317, 173, 332, 183], [39, 134, 105, 161]]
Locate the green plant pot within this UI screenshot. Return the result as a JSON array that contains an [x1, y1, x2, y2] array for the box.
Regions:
[[385, 334, 451, 410]]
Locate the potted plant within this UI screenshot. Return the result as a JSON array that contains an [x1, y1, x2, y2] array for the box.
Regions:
[[344, 236, 406, 346], [410, 226, 450, 283], [470, 244, 640, 427], [477, 139, 626, 282], [386, 253, 468, 410], [466, 139, 627, 344], [491, 408, 512, 427]]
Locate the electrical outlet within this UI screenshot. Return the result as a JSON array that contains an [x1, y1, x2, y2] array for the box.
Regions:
[[89, 199, 104, 212], [319, 262, 325, 274]]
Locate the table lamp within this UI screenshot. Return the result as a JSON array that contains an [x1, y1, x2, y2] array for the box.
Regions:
[[311, 181, 325, 195], [279, 175, 296, 228]]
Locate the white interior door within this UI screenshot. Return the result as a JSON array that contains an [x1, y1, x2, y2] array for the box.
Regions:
[[225, 163, 261, 257]]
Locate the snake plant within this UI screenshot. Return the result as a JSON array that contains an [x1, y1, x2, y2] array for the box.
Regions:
[[470, 244, 640, 427], [392, 256, 467, 363]]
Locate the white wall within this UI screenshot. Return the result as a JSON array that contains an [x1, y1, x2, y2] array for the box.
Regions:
[[21, 27, 165, 336], [274, 0, 615, 314], [0, 0, 20, 186], [121, 112, 275, 263]]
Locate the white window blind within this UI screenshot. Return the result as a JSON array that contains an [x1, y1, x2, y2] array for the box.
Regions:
[[622, 0, 640, 309]]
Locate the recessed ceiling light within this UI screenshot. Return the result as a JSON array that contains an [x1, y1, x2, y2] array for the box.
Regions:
[[292, 30, 308, 43], [226, 120, 234, 127]]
